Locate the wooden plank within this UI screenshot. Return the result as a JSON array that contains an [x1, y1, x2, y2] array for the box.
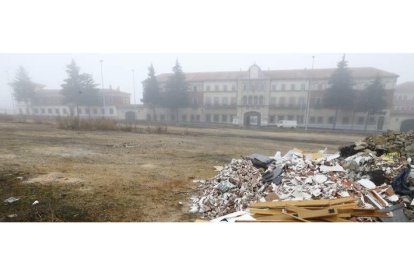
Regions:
[[281, 209, 310, 222], [249, 208, 284, 215], [285, 206, 338, 219], [252, 213, 301, 222], [250, 197, 356, 209], [320, 217, 351, 222]]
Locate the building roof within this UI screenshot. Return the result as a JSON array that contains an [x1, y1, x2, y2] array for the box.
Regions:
[[396, 82, 414, 92], [34, 88, 130, 96], [155, 67, 398, 82]]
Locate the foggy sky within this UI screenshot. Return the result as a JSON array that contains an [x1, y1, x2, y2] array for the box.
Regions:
[[1, 53, 413, 109]]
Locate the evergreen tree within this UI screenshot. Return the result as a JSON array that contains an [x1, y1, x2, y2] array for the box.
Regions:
[[324, 56, 355, 129], [143, 64, 161, 120], [163, 60, 189, 121], [9, 66, 40, 106], [143, 64, 160, 104], [61, 60, 100, 109], [357, 76, 387, 131]]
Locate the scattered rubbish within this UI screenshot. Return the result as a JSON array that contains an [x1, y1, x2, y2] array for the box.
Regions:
[[16, 176, 24, 181], [32, 200, 39, 206], [7, 214, 18, 219], [4, 197, 19, 204], [191, 130, 414, 222]]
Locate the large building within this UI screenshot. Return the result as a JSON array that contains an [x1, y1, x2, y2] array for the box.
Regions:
[[389, 82, 414, 131], [16, 87, 130, 118], [141, 64, 399, 131]]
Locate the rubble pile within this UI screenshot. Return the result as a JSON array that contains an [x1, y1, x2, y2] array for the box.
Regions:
[[190, 131, 414, 222], [190, 159, 266, 219]]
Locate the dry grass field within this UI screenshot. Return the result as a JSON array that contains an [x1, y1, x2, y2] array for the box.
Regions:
[[0, 120, 367, 222]]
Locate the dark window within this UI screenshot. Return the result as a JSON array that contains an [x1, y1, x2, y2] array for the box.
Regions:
[[196, 115, 200, 121], [281, 84, 286, 90], [48, 108, 52, 114], [288, 97, 296, 107], [342, 117, 350, 124], [206, 114, 211, 122], [160, 114, 165, 121], [277, 115, 284, 121], [171, 115, 176, 121], [368, 116, 375, 124], [279, 97, 286, 107], [41, 108, 45, 114], [190, 114, 195, 121], [63, 109, 67, 114], [101, 108, 105, 114], [288, 115, 294, 120], [33, 108, 39, 114], [146, 114, 151, 121], [297, 115, 304, 124], [231, 97, 237, 105], [253, 96, 258, 105], [357, 117, 364, 125], [93, 108, 98, 114], [259, 96, 264, 105], [328, 116, 334, 124], [310, 116, 316, 124], [193, 86, 197, 92], [318, 83, 323, 90], [269, 115, 275, 123], [223, 85, 228, 91], [215, 85, 219, 91], [222, 114, 227, 122], [213, 114, 219, 122], [242, 96, 247, 105], [78, 108, 82, 114], [182, 114, 187, 121], [206, 85, 210, 91], [55, 108, 60, 114], [317, 116, 323, 124], [248, 96, 253, 105], [109, 108, 114, 115], [270, 97, 276, 105]]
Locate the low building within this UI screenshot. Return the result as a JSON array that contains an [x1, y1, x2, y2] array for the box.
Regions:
[[15, 87, 130, 118], [143, 64, 398, 131]]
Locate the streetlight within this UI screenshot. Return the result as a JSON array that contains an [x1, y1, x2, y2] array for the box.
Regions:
[[100, 60, 106, 108], [131, 69, 136, 105], [305, 56, 315, 131]]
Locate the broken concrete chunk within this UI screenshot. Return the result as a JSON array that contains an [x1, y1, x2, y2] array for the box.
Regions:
[[312, 174, 327, 184]]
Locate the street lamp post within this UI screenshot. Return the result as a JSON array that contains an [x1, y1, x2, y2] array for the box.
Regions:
[[100, 60, 106, 109], [132, 69, 136, 105], [305, 56, 315, 131]]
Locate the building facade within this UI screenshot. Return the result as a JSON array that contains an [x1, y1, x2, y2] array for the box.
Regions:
[[15, 87, 130, 119], [389, 82, 414, 131], [143, 64, 398, 131]]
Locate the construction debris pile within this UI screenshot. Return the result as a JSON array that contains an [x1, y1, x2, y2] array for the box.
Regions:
[[190, 130, 414, 222]]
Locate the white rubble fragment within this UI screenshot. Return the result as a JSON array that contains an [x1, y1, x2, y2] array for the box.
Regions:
[[387, 195, 399, 203], [32, 200, 39, 206], [4, 197, 19, 204], [357, 179, 376, 189], [326, 152, 340, 162], [320, 164, 345, 173], [312, 174, 328, 184]]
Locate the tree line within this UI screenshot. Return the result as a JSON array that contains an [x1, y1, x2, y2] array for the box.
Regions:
[[323, 55, 387, 130], [10, 60, 101, 110]]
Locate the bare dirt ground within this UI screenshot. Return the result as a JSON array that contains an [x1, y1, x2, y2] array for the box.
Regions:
[[0, 121, 366, 222]]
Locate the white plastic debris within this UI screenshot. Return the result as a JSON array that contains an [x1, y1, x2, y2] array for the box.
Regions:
[[411, 198, 414, 206], [326, 152, 340, 162], [4, 197, 19, 204], [357, 179, 376, 189], [312, 174, 327, 184], [387, 195, 399, 203], [32, 200, 39, 206]]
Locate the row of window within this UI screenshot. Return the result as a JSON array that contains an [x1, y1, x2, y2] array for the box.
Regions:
[[269, 115, 377, 125], [24, 107, 115, 115], [145, 113, 235, 123], [205, 96, 237, 106], [200, 82, 324, 92]]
